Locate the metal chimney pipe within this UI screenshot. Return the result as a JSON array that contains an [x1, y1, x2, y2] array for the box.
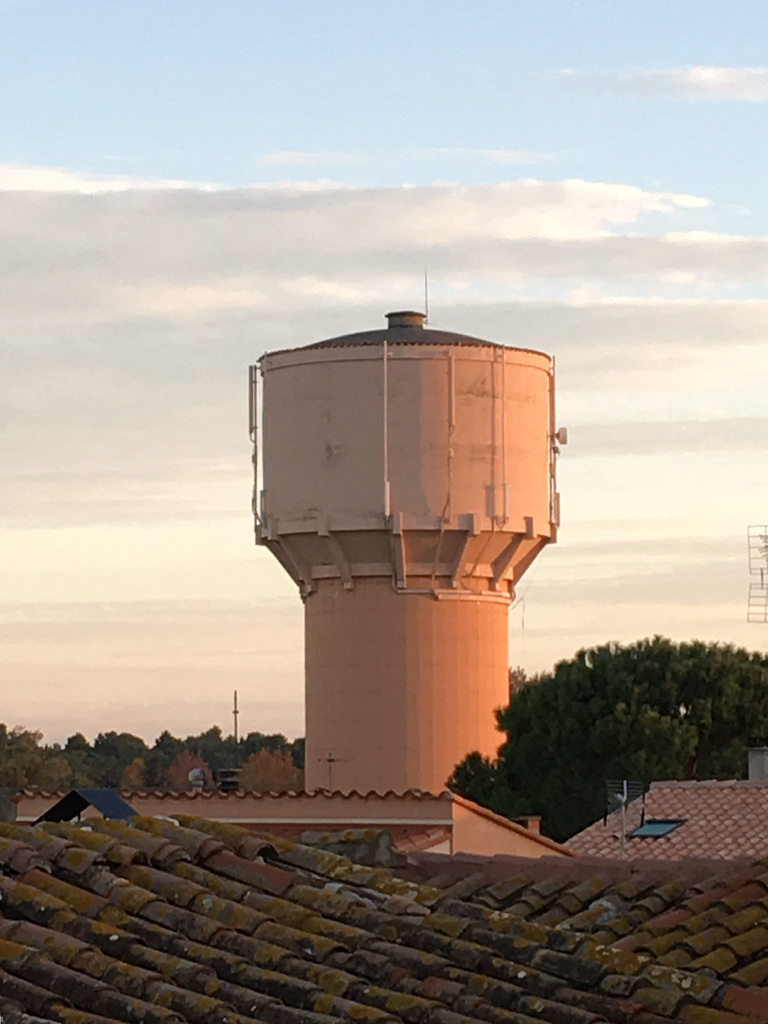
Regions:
[[748, 746, 768, 781]]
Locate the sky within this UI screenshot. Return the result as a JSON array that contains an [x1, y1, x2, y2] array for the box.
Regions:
[[3, 0, 768, 745]]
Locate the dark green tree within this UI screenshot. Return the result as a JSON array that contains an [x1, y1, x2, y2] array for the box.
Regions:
[[90, 732, 148, 788], [143, 730, 184, 788], [448, 636, 768, 842]]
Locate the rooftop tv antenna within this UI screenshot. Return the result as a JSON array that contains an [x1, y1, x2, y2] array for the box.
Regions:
[[747, 526, 768, 623], [233, 690, 240, 765], [606, 779, 645, 858], [319, 752, 347, 791]]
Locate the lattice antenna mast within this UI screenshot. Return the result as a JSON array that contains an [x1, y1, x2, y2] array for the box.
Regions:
[[747, 526, 768, 623]]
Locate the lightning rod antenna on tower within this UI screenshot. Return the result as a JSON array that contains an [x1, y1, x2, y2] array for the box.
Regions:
[[424, 267, 430, 324]]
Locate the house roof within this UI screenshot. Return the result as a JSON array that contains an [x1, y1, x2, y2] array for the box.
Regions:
[[13, 789, 571, 859], [567, 779, 768, 861], [0, 814, 766, 1023]]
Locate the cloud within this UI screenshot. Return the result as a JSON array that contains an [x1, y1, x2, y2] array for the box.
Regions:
[[570, 418, 768, 457], [558, 66, 768, 101], [1, 164, 767, 741], [0, 165, 224, 194]]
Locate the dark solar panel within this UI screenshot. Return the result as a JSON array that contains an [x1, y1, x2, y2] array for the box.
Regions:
[[34, 788, 137, 824], [75, 789, 137, 819]]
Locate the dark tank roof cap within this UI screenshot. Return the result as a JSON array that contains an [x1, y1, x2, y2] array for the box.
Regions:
[[386, 310, 426, 329], [273, 309, 550, 360]]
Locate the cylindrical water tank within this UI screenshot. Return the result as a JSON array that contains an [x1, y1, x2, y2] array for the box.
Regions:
[[252, 312, 561, 794]]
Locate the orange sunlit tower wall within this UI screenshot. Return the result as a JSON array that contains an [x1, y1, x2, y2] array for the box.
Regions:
[[250, 312, 564, 794]]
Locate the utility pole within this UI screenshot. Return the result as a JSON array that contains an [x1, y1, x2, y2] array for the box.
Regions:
[[233, 690, 240, 766]]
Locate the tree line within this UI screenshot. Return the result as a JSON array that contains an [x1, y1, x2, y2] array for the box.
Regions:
[[450, 636, 768, 842], [0, 725, 305, 793]]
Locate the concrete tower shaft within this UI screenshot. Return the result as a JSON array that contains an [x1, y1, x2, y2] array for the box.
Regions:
[[252, 312, 561, 794]]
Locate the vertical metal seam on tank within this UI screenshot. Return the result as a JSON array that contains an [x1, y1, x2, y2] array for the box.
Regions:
[[549, 356, 557, 528], [383, 334, 390, 518], [248, 363, 260, 530], [501, 346, 508, 525], [490, 346, 497, 522], [429, 349, 455, 596]]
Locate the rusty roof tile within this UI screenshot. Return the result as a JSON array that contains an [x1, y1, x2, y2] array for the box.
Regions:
[[88, 987, 183, 1024], [0, 838, 49, 877], [0, 919, 91, 968], [475, 876, 530, 909], [683, 908, 729, 934], [161, 815, 279, 862], [225, 890, 319, 932], [171, 860, 254, 905], [99, 876, 164, 917], [0, 823, 73, 862], [52, 845, 105, 879], [0, 874, 77, 930], [18, 868, 109, 918], [41, 824, 147, 867], [0, 950, 113, 1010], [643, 907, 693, 935], [129, 818, 226, 863], [631, 985, 688, 1017], [679, 1005, 760, 1024], [251, 919, 346, 962], [723, 926, 768, 961], [721, 905, 768, 936], [0, 965, 70, 1018], [720, 984, 768, 1020], [656, 948, 694, 971], [730, 953, 768, 987], [86, 821, 190, 870], [680, 926, 732, 959], [688, 947, 739, 975], [201, 850, 295, 898], [53, 1008, 132, 1024], [532, 906, 571, 929], [718, 884, 768, 912], [138, 900, 224, 946], [643, 928, 691, 958], [684, 887, 733, 915], [118, 865, 207, 909]]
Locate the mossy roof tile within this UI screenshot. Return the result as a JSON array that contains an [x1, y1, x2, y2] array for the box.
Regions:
[[6, 815, 768, 1024]]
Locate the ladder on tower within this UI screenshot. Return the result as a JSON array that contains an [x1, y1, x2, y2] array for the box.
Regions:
[[748, 526, 768, 623]]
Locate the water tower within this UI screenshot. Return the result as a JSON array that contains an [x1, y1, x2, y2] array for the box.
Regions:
[[250, 312, 563, 793]]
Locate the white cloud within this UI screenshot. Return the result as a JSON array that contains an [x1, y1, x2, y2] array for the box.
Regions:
[[558, 66, 768, 101], [0, 164, 223, 194]]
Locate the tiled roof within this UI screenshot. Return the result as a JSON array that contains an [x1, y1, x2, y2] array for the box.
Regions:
[[567, 780, 768, 860], [14, 789, 456, 803], [0, 816, 767, 1022]]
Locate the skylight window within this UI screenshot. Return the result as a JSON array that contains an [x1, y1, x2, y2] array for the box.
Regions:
[[629, 818, 685, 838]]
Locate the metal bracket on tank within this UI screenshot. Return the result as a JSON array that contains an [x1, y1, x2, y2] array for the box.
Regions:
[[490, 536, 524, 591], [317, 520, 354, 591], [390, 512, 407, 589]]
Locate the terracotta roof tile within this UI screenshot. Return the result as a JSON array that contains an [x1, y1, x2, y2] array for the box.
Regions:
[[568, 780, 768, 861]]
